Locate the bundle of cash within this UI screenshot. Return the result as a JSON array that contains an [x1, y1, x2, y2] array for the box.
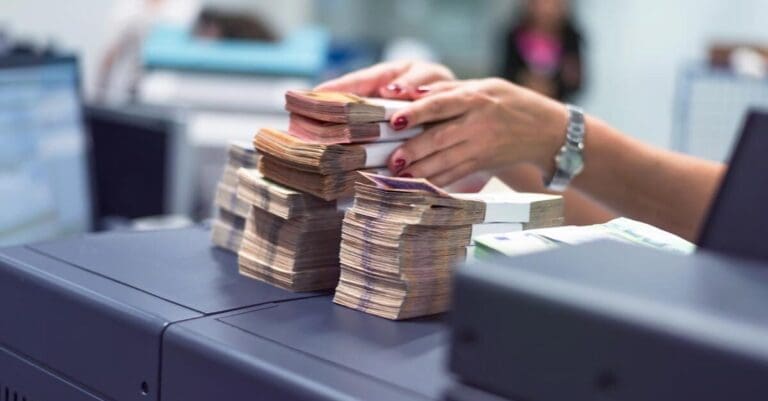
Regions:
[[452, 192, 564, 229], [210, 208, 246, 252], [236, 168, 344, 291], [333, 173, 483, 320], [237, 166, 337, 219], [214, 180, 250, 218], [258, 155, 386, 201], [333, 173, 564, 320], [211, 141, 260, 253], [288, 113, 422, 144], [255, 127, 401, 175], [228, 140, 261, 169], [285, 90, 410, 124]]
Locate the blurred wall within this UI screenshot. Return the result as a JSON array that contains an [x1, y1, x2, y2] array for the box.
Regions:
[[575, 0, 768, 148]]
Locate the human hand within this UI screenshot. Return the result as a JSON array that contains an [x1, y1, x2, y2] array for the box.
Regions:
[[518, 70, 557, 98], [314, 60, 455, 100], [387, 78, 569, 186]]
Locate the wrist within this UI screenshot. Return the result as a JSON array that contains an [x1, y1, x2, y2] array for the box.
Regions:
[[542, 104, 588, 192], [532, 101, 570, 177]]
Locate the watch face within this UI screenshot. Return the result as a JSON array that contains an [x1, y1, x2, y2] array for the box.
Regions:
[[556, 146, 584, 175]]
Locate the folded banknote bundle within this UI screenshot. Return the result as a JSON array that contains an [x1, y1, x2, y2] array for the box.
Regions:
[[288, 113, 422, 144], [255, 127, 400, 175], [236, 168, 344, 292], [211, 141, 260, 253], [285, 90, 410, 124]]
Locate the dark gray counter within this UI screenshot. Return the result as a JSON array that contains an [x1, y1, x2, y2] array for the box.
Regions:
[[0, 227, 322, 401]]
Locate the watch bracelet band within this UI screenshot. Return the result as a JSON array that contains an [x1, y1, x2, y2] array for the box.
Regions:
[[545, 104, 586, 192], [564, 105, 585, 146], [547, 166, 572, 192]]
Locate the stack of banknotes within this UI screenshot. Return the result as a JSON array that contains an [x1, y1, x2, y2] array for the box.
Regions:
[[229, 89, 564, 310], [333, 173, 564, 320], [233, 89, 422, 290], [255, 90, 422, 200], [235, 168, 344, 291], [210, 141, 260, 253]]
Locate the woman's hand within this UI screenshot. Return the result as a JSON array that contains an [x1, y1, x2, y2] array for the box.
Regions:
[[314, 60, 455, 99], [387, 78, 569, 186]]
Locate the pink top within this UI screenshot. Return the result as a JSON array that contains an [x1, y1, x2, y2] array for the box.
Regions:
[[516, 30, 563, 75]]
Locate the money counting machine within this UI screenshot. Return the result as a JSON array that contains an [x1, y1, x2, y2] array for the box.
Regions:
[[2, 227, 768, 401]]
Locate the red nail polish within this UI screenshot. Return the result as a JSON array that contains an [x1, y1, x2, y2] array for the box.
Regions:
[[394, 158, 406, 172], [416, 85, 430, 94], [386, 83, 403, 94], [393, 116, 408, 130], [399, 173, 413, 178]]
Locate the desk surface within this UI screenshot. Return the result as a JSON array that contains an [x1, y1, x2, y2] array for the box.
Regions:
[[0, 227, 323, 401], [163, 296, 451, 401], [28, 227, 322, 314], [0, 226, 455, 401]]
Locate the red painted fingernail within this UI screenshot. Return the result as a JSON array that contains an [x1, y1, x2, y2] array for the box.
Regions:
[[393, 116, 408, 130], [393, 158, 407, 174], [416, 85, 430, 94], [399, 173, 413, 178], [386, 83, 403, 94]]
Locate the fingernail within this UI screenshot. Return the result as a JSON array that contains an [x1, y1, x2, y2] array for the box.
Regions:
[[386, 83, 403, 94], [399, 173, 413, 178], [416, 85, 430, 94], [392, 116, 408, 130], [393, 158, 406, 173]]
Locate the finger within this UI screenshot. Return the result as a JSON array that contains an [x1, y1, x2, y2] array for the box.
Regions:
[[390, 87, 474, 130], [387, 116, 469, 173], [409, 80, 463, 99], [314, 61, 410, 96], [428, 158, 479, 187], [379, 64, 455, 99], [398, 141, 477, 182]]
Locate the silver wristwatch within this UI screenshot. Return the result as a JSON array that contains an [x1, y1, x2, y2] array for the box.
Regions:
[[545, 104, 586, 192]]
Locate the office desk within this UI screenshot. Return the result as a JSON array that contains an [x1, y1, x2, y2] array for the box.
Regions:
[[163, 297, 450, 401], [0, 227, 455, 401]]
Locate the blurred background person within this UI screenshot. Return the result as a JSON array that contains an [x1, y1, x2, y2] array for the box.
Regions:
[[501, 0, 583, 101], [497, 0, 605, 225]]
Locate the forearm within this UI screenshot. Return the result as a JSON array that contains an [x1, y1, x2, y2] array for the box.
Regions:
[[497, 164, 617, 225], [568, 116, 726, 241]]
